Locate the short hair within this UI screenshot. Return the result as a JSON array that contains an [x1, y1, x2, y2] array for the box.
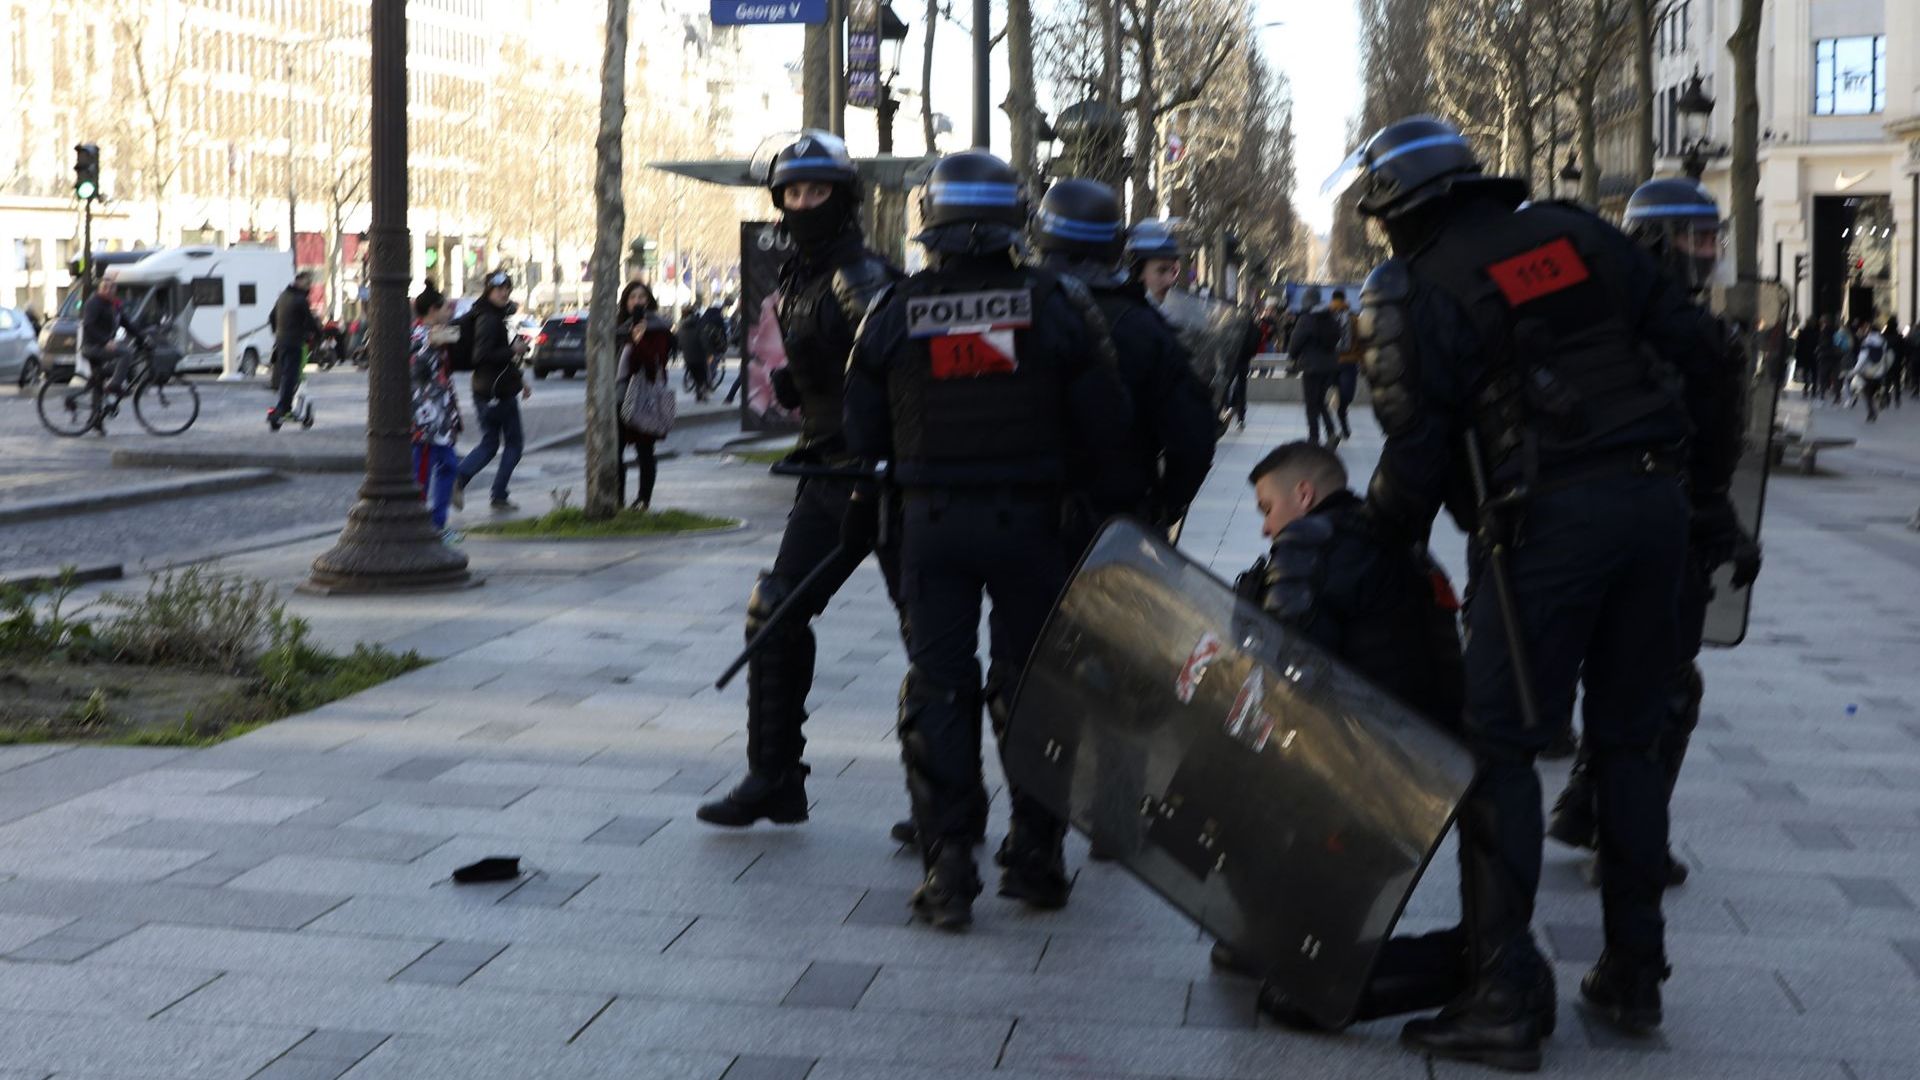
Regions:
[[1248, 440, 1347, 492], [412, 287, 445, 319], [1331, 289, 1346, 301]]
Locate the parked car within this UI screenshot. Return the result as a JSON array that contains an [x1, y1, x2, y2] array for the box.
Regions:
[[531, 312, 588, 379], [0, 306, 42, 388]]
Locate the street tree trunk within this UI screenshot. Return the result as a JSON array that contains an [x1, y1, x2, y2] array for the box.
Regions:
[[1727, 0, 1763, 322], [1629, 0, 1654, 183], [584, 0, 629, 520], [1005, 0, 1039, 184], [922, 0, 938, 152], [1129, 0, 1160, 220]]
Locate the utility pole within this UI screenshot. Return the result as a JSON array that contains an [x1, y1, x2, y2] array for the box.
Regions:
[[285, 44, 299, 278], [307, 0, 469, 593], [829, 0, 847, 135]]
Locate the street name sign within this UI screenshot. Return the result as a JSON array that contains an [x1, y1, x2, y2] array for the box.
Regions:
[[710, 0, 826, 25]]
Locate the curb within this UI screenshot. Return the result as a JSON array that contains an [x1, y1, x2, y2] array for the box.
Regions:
[[0, 562, 124, 591], [461, 520, 750, 544], [110, 448, 365, 473], [0, 469, 284, 526]]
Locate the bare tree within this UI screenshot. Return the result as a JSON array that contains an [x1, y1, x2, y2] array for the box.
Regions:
[[1725, 0, 1762, 322], [1119, 0, 1247, 219], [111, 8, 192, 244], [1331, 0, 1434, 279], [1627, 0, 1654, 184], [1004, 0, 1040, 182], [585, 0, 630, 520]]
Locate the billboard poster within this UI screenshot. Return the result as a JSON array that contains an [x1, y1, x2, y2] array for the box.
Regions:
[[739, 221, 802, 433], [847, 0, 880, 108]]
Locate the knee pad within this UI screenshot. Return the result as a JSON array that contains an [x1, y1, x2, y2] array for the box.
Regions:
[[746, 572, 798, 641]]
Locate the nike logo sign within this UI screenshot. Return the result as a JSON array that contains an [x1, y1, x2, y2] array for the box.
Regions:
[[1835, 170, 1873, 190]]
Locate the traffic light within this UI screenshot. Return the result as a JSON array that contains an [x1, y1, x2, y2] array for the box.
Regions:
[[1793, 252, 1808, 284], [423, 248, 440, 271], [73, 143, 100, 201]]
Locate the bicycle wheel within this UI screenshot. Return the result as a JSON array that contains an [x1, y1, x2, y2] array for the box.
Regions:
[[37, 378, 99, 437], [134, 375, 201, 435]]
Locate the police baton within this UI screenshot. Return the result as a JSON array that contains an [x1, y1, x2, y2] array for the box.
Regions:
[[714, 542, 850, 691], [1463, 436, 1543, 731], [712, 459, 891, 691]]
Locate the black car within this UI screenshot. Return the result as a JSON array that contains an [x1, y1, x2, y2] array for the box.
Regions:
[[531, 312, 587, 379]]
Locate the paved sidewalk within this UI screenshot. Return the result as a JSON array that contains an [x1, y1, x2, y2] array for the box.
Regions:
[[0, 401, 1917, 1079]]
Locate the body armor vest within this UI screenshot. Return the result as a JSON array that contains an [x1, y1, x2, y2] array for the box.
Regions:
[[778, 242, 893, 449], [888, 265, 1070, 482], [1410, 205, 1685, 476]]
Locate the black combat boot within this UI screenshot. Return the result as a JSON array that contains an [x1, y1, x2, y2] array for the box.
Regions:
[[1400, 946, 1557, 1073], [996, 815, 1072, 909], [695, 767, 809, 827], [1209, 941, 1258, 976], [910, 840, 981, 931], [1579, 950, 1669, 1034]]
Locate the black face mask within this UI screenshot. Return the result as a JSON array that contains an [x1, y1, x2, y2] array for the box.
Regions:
[[783, 188, 855, 251]]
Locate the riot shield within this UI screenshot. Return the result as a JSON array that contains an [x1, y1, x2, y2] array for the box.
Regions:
[[1003, 518, 1476, 1029], [1157, 289, 1246, 419], [1702, 307, 1785, 647]]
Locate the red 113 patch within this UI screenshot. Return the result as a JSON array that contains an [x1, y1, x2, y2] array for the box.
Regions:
[[1483, 236, 1590, 306]]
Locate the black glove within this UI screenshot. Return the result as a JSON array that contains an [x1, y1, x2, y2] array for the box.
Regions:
[[1233, 555, 1271, 606], [770, 366, 801, 410], [841, 494, 880, 552], [1690, 495, 1761, 586]]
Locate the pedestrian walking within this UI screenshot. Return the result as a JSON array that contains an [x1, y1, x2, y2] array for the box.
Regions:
[[267, 270, 320, 428], [453, 270, 531, 512], [1848, 320, 1890, 422], [409, 286, 464, 536], [1793, 317, 1819, 396], [1329, 288, 1362, 439], [1832, 319, 1856, 403], [676, 304, 713, 402], [1882, 316, 1905, 408], [1286, 287, 1341, 446], [617, 308, 675, 509]]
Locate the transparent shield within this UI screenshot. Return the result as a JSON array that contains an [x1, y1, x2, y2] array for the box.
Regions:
[[1157, 289, 1245, 417], [1003, 518, 1476, 1029], [1702, 301, 1786, 648]]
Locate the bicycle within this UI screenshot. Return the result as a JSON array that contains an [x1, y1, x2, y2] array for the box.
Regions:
[[37, 331, 200, 438]]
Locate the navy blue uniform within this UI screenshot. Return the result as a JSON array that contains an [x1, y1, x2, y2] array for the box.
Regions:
[[1360, 193, 1734, 981], [744, 231, 903, 780], [844, 252, 1131, 854]]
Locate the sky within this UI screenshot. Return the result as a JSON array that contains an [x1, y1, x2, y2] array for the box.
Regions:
[[734, 0, 1364, 236], [1255, 0, 1363, 235]]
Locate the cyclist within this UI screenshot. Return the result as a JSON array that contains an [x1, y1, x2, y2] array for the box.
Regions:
[[80, 269, 140, 395]]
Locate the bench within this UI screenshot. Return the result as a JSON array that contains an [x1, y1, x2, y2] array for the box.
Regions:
[[1771, 401, 1855, 474]]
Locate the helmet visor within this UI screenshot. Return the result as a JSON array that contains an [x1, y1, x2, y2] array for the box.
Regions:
[[1320, 144, 1370, 199]]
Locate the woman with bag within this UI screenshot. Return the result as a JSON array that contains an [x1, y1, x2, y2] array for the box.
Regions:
[[617, 309, 676, 509]]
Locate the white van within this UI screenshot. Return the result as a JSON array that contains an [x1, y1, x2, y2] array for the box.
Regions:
[[107, 246, 293, 375]]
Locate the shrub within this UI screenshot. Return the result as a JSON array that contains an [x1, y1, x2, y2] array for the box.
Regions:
[[101, 567, 280, 672]]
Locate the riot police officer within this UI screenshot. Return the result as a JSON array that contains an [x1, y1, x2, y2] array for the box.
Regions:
[[1031, 178, 1217, 540], [1334, 116, 1740, 1068], [698, 131, 904, 829], [1546, 179, 1763, 885], [1125, 219, 1183, 307], [842, 150, 1132, 931]]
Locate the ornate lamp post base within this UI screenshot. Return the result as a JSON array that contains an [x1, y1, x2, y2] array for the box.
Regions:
[[305, 0, 471, 595]]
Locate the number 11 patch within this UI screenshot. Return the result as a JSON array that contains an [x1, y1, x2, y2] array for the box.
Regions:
[[1484, 237, 1590, 306], [930, 329, 1019, 378]]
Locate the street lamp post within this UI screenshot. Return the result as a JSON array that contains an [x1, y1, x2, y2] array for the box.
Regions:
[[307, 0, 470, 592], [1675, 69, 1719, 181]]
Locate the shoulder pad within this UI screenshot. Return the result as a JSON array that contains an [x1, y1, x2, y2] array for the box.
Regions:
[[1361, 259, 1411, 305], [1262, 518, 1334, 621], [833, 256, 897, 322], [850, 284, 904, 373]]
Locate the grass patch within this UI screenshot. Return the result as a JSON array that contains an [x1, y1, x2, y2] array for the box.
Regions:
[[0, 569, 425, 746], [467, 506, 738, 539]]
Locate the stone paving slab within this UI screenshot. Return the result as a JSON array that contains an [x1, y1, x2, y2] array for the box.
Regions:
[[0, 403, 1915, 1077]]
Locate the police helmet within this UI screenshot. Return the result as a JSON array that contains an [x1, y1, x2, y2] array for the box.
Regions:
[[1323, 116, 1503, 220], [765, 130, 859, 208], [1033, 179, 1125, 260], [919, 150, 1027, 231], [1624, 177, 1722, 291], [1125, 218, 1182, 263]]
